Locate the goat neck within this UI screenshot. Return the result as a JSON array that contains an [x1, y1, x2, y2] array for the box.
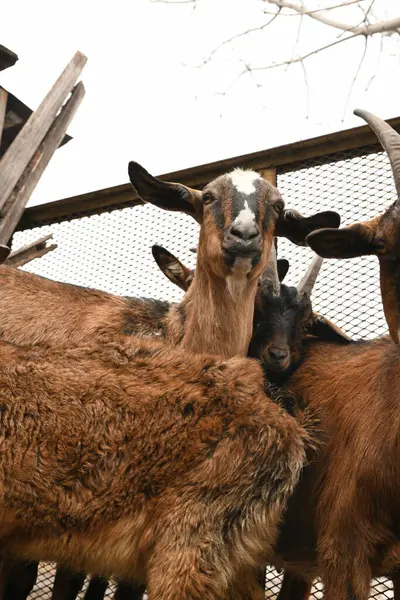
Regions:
[[169, 258, 259, 357]]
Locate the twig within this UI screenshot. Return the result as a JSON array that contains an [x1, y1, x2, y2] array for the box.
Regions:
[[300, 59, 310, 120], [365, 33, 383, 91], [341, 34, 368, 121], [193, 9, 281, 68]]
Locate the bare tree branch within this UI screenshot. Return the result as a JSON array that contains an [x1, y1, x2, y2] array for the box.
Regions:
[[192, 9, 281, 68], [151, 0, 197, 3], [265, 0, 400, 36], [263, 0, 361, 17]]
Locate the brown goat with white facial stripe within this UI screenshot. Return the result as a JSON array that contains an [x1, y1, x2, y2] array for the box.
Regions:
[[0, 162, 339, 600]]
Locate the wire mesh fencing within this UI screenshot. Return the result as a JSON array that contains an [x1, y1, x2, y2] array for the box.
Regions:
[[10, 144, 396, 599]]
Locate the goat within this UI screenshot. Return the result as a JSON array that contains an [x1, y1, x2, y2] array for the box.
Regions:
[[154, 238, 400, 600], [0, 332, 315, 600], [266, 110, 400, 600], [0, 163, 339, 599], [0, 163, 339, 358]]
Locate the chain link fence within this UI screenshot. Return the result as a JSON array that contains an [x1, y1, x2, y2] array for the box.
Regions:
[[11, 141, 396, 599]]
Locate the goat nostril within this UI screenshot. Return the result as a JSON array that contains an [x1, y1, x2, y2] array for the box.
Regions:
[[229, 223, 260, 241], [268, 347, 289, 362]]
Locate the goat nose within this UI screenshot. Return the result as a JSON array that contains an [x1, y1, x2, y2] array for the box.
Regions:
[[229, 221, 260, 241], [268, 346, 288, 362]]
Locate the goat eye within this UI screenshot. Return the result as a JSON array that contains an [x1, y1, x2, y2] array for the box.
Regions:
[[202, 192, 214, 206], [274, 200, 284, 213]]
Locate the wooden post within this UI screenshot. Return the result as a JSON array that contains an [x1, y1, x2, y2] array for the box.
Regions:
[[0, 88, 8, 148], [0, 51, 86, 212], [0, 81, 85, 245], [259, 167, 277, 187]]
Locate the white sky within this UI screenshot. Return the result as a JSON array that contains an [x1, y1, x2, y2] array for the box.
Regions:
[[1, 0, 399, 207]]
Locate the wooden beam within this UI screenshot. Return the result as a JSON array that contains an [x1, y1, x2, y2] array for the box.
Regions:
[[259, 168, 277, 187], [0, 51, 86, 212], [16, 115, 400, 231], [7, 234, 57, 267], [0, 88, 8, 147], [0, 82, 85, 245]]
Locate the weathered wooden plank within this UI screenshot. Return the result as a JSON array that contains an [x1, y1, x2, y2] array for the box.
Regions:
[[8, 233, 53, 259], [7, 235, 57, 267], [0, 51, 87, 212], [0, 88, 8, 147], [0, 81, 85, 245]]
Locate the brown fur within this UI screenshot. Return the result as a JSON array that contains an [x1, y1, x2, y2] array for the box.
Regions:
[[0, 336, 310, 600], [269, 337, 400, 600]]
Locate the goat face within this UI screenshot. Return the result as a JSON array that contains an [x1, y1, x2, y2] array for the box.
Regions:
[[250, 284, 313, 376], [306, 109, 400, 343], [249, 252, 351, 381], [128, 162, 283, 282], [197, 168, 284, 281], [128, 162, 340, 287]]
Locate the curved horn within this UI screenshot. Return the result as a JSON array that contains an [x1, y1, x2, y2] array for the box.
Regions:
[[354, 109, 400, 200], [261, 240, 280, 295], [297, 255, 323, 297]]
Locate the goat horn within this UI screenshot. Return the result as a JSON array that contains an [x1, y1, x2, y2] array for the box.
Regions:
[[297, 255, 323, 297], [354, 109, 400, 201], [260, 240, 280, 295]]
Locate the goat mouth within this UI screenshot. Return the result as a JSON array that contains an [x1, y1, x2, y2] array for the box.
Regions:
[[222, 243, 262, 265], [263, 359, 291, 373]]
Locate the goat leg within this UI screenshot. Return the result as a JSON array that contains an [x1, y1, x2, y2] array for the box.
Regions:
[[83, 576, 108, 599], [51, 566, 86, 600], [3, 559, 38, 600], [277, 572, 312, 600], [114, 580, 146, 599]]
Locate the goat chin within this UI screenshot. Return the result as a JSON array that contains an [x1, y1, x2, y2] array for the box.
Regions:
[[0, 336, 311, 599]]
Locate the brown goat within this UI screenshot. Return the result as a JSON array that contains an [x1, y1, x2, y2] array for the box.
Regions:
[[0, 334, 313, 600], [269, 110, 400, 600], [156, 238, 400, 600], [0, 163, 339, 599], [0, 163, 339, 358]]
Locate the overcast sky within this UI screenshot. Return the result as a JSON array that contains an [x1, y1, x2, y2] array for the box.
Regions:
[[1, 0, 399, 207]]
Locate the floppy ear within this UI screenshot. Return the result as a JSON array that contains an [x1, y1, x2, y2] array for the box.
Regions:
[[277, 259, 289, 282], [128, 162, 203, 223], [0, 245, 10, 264], [275, 209, 341, 246], [152, 245, 193, 292], [308, 313, 352, 344], [306, 224, 382, 258]]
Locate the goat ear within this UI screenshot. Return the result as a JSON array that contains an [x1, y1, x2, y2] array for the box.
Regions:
[[308, 313, 352, 345], [277, 259, 289, 282], [152, 245, 193, 292], [306, 224, 382, 258], [0, 245, 10, 264], [275, 209, 341, 246], [128, 162, 203, 223]]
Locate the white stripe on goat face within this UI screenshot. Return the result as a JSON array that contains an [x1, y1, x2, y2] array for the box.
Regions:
[[229, 169, 261, 229]]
